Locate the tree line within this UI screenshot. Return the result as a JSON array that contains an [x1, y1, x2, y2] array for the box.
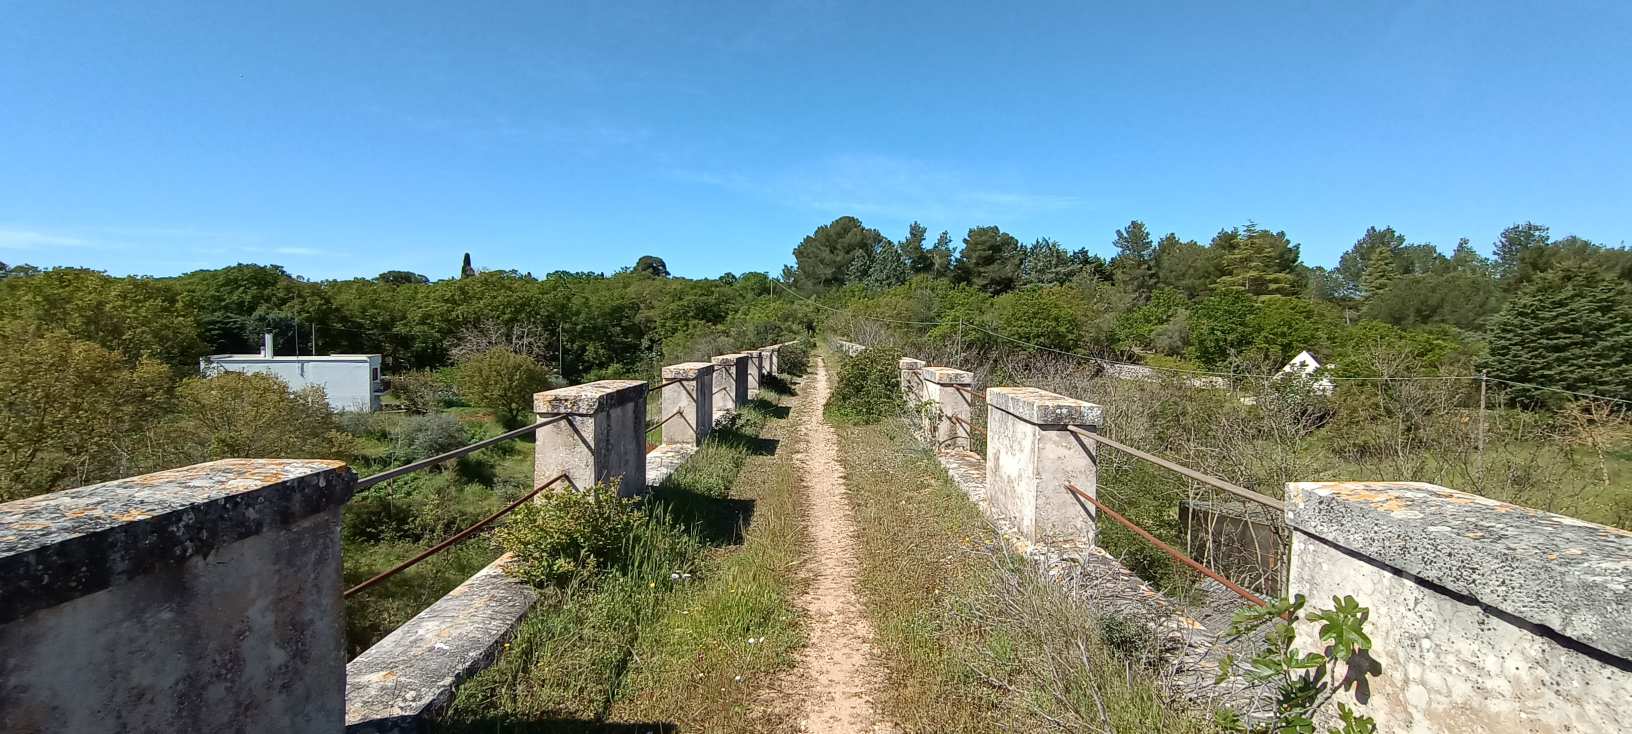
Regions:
[[0, 256, 816, 499], [787, 216, 1632, 403]]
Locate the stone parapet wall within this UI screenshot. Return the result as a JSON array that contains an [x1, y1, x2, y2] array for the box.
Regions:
[[1286, 481, 1632, 733], [0, 459, 356, 733]]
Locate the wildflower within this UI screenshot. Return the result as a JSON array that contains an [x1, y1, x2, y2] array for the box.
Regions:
[[670, 572, 680, 580]]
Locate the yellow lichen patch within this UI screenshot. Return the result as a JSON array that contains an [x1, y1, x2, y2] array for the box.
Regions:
[[112, 510, 152, 522]]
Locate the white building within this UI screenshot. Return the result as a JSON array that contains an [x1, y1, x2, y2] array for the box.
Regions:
[[1278, 350, 1335, 396], [202, 334, 384, 412]]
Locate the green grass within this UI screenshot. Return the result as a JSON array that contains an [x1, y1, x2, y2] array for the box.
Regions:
[[435, 392, 804, 733], [340, 406, 539, 657], [836, 413, 1214, 733]]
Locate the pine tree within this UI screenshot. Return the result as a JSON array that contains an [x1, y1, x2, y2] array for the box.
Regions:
[[865, 241, 909, 289], [898, 221, 931, 274], [953, 226, 1023, 294], [1020, 237, 1076, 286], [1110, 220, 1157, 301], [1214, 232, 1298, 297], [927, 231, 955, 279], [1360, 242, 1397, 299], [1483, 264, 1632, 403]]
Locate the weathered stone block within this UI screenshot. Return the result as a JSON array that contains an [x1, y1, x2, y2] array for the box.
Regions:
[[986, 387, 1101, 546], [346, 554, 538, 733], [534, 380, 647, 497], [920, 367, 975, 451], [711, 354, 749, 423], [1286, 481, 1632, 732], [660, 362, 714, 446], [0, 459, 355, 734]]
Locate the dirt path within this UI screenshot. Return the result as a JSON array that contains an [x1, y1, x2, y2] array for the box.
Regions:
[[771, 355, 893, 733]]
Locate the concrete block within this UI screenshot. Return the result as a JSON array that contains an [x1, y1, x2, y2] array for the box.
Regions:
[[1285, 481, 1632, 731], [0, 459, 355, 733], [898, 357, 926, 404], [660, 362, 714, 446], [534, 380, 647, 497], [711, 354, 749, 423], [986, 387, 1101, 546], [745, 350, 764, 398], [920, 366, 974, 451], [345, 554, 539, 733]]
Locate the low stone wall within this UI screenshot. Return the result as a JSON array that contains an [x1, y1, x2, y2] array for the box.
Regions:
[[1286, 481, 1632, 733], [832, 339, 866, 356]]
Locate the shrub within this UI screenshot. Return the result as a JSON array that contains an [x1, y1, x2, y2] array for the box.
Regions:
[[343, 492, 420, 543], [336, 410, 390, 439], [146, 373, 357, 469], [494, 480, 644, 586], [777, 338, 813, 376], [389, 413, 470, 465], [825, 347, 903, 423], [391, 370, 453, 414], [454, 347, 552, 427]]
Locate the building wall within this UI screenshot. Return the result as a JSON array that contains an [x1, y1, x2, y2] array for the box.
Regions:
[[209, 356, 380, 411]]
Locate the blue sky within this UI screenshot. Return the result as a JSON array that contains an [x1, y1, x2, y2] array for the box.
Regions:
[[2, 1, 1628, 280]]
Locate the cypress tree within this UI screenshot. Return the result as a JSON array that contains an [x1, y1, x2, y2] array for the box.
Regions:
[[1483, 264, 1632, 404]]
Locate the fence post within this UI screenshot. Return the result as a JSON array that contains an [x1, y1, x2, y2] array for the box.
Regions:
[[745, 350, 764, 398], [0, 459, 355, 732], [534, 380, 648, 497], [711, 354, 750, 423], [763, 345, 779, 376], [660, 362, 713, 446], [898, 358, 926, 405], [920, 367, 974, 452], [985, 387, 1102, 546]]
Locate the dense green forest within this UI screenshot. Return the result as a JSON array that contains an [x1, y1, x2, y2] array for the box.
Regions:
[[3, 213, 1629, 506], [787, 216, 1632, 402], [0, 257, 816, 499]]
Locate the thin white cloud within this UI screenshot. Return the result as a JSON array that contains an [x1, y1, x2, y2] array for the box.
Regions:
[[0, 228, 90, 249], [672, 153, 1081, 222], [273, 246, 323, 256]]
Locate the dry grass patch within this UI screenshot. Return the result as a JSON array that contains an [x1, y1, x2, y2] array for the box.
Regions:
[[838, 417, 1215, 733]]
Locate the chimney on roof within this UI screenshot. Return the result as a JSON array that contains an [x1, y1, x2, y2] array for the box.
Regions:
[[263, 333, 274, 358]]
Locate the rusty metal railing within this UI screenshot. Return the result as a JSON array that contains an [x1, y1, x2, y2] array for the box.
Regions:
[[1066, 425, 1282, 510], [357, 415, 567, 490], [345, 471, 573, 597], [1063, 482, 1268, 607]]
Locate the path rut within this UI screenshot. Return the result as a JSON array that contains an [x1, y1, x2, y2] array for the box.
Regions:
[[770, 355, 893, 733]]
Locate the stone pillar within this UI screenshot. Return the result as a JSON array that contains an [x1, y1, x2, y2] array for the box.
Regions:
[[1284, 481, 1632, 731], [986, 387, 1102, 546], [0, 459, 355, 733], [660, 362, 713, 446], [534, 380, 647, 497], [898, 358, 926, 404], [745, 349, 764, 398], [920, 367, 974, 452], [765, 345, 779, 376], [711, 353, 749, 423]]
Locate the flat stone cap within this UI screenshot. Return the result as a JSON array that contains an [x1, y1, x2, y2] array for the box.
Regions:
[[988, 387, 1102, 426], [1288, 481, 1632, 661], [661, 362, 713, 379], [711, 354, 748, 366], [899, 358, 926, 369], [0, 459, 353, 625], [534, 379, 645, 415], [920, 366, 974, 385]]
